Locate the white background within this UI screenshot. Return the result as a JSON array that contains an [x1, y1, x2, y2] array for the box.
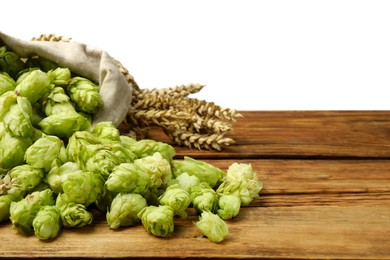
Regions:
[[2, 0, 390, 110]]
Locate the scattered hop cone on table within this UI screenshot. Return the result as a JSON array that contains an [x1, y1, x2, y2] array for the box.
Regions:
[[216, 163, 263, 206], [56, 194, 93, 228], [217, 194, 241, 220], [9, 189, 55, 235], [190, 182, 219, 214], [106, 193, 147, 229], [137, 205, 175, 238], [158, 184, 191, 218], [172, 156, 225, 188], [32, 205, 61, 240], [195, 210, 229, 243]]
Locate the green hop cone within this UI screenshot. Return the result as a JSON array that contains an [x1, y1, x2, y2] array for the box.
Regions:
[[38, 110, 91, 139], [0, 131, 33, 172], [56, 194, 93, 228], [32, 205, 61, 240], [190, 182, 218, 214], [109, 142, 137, 164], [216, 163, 263, 206], [119, 135, 137, 148], [43, 86, 75, 116], [67, 76, 103, 114], [0, 193, 23, 223], [158, 184, 191, 218], [3, 96, 34, 137], [105, 163, 150, 194], [9, 189, 55, 235], [137, 205, 175, 238], [6, 164, 45, 197], [45, 162, 83, 194], [24, 135, 66, 172], [195, 211, 229, 243], [172, 172, 200, 193], [172, 156, 225, 188], [47, 67, 71, 86], [106, 193, 147, 229], [134, 152, 172, 189], [15, 69, 51, 103], [77, 144, 123, 179], [0, 72, 16, 95], [217, 194, 241, 220], [66, 131, 100, 162], [130, 139, 176, 162], [60, 171, 105, 206], [0, 90, 17, 120], [91, 121, 121, 143], [0, 46, 25, 79]]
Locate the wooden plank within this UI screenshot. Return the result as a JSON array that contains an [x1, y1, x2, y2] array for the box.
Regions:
[[1, 206, 389, 259], [128, 111, 390, 159], [1, 159, 389, 259]]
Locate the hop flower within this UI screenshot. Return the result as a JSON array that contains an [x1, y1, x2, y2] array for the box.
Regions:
[[0, 72, 16, 96], [32, 205, 61, 240], [216, 163, 263, 206], [15, 69, 51, 104], [67, 77, 103, 114], [9, 189, 55, 234], [172, 156, 225, 188], [195, 211, 228, 243], [137, 205, 174, 237], [158, 184, 191, 218], [106, 193, 147, 229]]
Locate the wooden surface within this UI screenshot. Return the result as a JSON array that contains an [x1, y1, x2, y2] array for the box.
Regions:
[[1, 111, 390, 259]]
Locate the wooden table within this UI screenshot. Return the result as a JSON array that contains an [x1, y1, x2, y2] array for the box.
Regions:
[[1, 111, 390, 259]]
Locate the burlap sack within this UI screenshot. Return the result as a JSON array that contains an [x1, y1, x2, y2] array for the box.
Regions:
[[0, 31, 132, 127]]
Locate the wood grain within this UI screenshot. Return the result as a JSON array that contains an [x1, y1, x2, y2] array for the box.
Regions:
[[137, 111, 390, 159], [1, 206, 389, 259], [2, 111, 390, 259]]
